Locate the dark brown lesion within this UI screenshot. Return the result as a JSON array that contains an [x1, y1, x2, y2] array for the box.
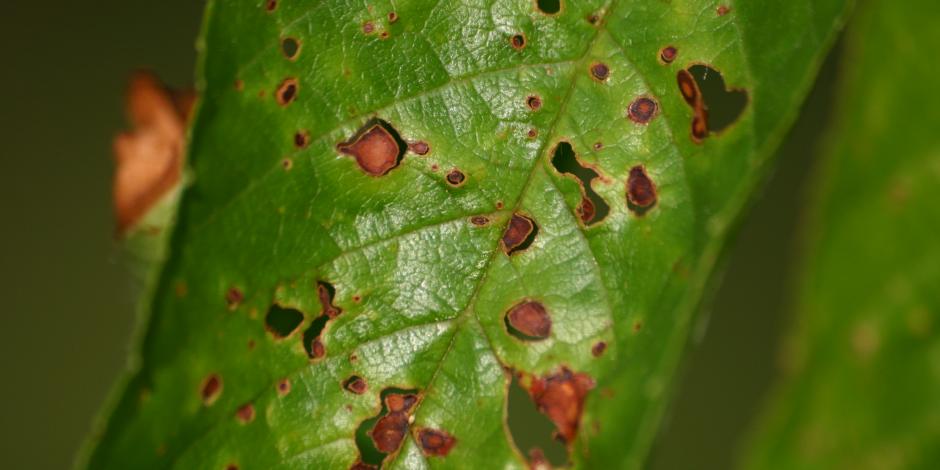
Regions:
[[337, 119, 406, 176], [626, 165, 657, 215], [550, 141, 610, 225], [660, 45, 678, 64], [677, 65, 748, 142], [445, 169, 466, 186], [589, 62, 610, 81], [200, 373, 223, 406], [371, 393, 420, 453], [275, 77, 298, 106], [417, 428, 457, 457], [628, 97, 659, 124], [501, 213, 538, 255], [526, 368, 595, 443], [344, 376, 368, 395], [505, 300, 552, 340]]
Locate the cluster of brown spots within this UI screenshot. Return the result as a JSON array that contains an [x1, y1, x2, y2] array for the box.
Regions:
[[501, 213, 538, 255], [628, 97, 658, 124], [371, 393, 419, 453], [526, 95, 542, 111], [264, 304, 305, 339], [528, 368, 595, 443], [717, 5, 732, 16], [226, 287, 244, 310], [408, 140, 430, 155], [379, 31, 390, 40], [277, 378, 291, 396], [445, 169, 466, 186], [343, 376, 368, 394], [112, 71, 193, 234], [317, 282, 342, 319], [417, 428, 457, 457], [592, 341, 607, 357], [294, 130, 310, 149], [590, 62, 610, 81], [264, 0, 277, 12], [632, 320, 643, 333], [677, 69, 709, 142], [275, 77, 298, 106], [388, 12, 399, 22], [338, 121, 405, 176], [235, 403, 255, 423], [506, 300, 552, 340], [511, 34, 526, 50], [470, 215, 489, 226], [626, 165, 657, 214], [281, 37, 300, 60], [660, 46, 678, 64], [201, 373, 223, 406]]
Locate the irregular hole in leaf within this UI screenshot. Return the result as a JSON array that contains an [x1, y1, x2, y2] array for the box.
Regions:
[[660, 46, 678, 64], [445, 169, 466, 186], [201, 373, 223, 406], [275, 77, 298, 106], [526, 95, 542, 111], [294, 130, 310, 149], [225, 287, 244, 310], [355, 388, 420, 466], [626, 165, 658, 214], [302, 314, 329, 359], [265, 304, 304, 339], [505, 300, 552, 340], [337, 118, 407, 176], [678, 65, 748, 141], [590, 62, 610, 81], [344, 375, 368, 395], [510, 33, 526, 50], [501, 213, 538, 255], [281, 37, 300, 60], [550, 142, 609, 225], [536, 0, 561, 15], [235, 403, 255, 423], [317, 281, 342, 318], [507, 373, 568, 467], [628, 96, 659, 124], [417, 428, 457, 457]]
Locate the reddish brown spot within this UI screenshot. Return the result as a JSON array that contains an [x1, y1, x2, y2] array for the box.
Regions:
[[586, 13, 601, 25], [691, 112, 709, 143], [275, 78, 298, 106], [677, 69, 700, 106], [593, 141, 603, 150], [201, 373, 223, 406], [470, 216, 489, 226], [527, 128, 538, 139], [528, 448, 550, 469], [633, 320, 643, 332], [417, 428, 457, 457], [528, 368, 595, 443], [294, 130, 310, 148], [350, 462, 378, 470], [281, 37, 300, 60], [363, 22, 375, 34], [577, 197, 595, 224], [277, 378, 291, 396], [511, 34, 526, 50], [717, 5, 731, 16], [352, 294, 362, 303], [626, 165, 657, 212], [501, 213, 537, 255], [408, 140, 430, 155], [445, 169, 465, 186], [526, 95, 542, 111], [628, 97, 658, 124], [379, 31, 390, 40], [590, 62, 610, 81], [660, 46, 677, 64], [234, 79, 244, 91], [175, 281, 188, 297], [430, 164, 440, 171], [495, 200, 505, 210], [506, 300, 551, 340], [592, 341, 607, 357], [338, 123, 403, 176], [371, 393, 419, 453], [343, 376, 368, 394], [317, 281, 342, 318], [235, 403, 255, 423], [265, 0, 277, 12], [225, 287, 243, 310], [281, 158, 293, 171], [388, 12, 399, 22], [677, 68, 710, 143], [310, 338, 326, 359]]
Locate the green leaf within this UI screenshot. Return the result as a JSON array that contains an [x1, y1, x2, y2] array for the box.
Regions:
[[84, 1, 849, 468], [742, 0, 940, 468]]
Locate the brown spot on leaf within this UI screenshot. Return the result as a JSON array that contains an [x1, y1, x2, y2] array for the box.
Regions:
[[495, 200, 505, 210], [281, 37, 300, 60], [275, 78, 298, 106], [691, 112, 709, 142], [338, 121, 405, 176], [511, 34, 526, 50], [678, 65, 747, 141], [281, 158, 293, 171], [677, 69, 700, 106], [501, 213, 538, 255], [408, 140, 429, 155], [294, 130, 310, 148], [627, 165, 657, 213], [590, 62, 609, 81], [470, 215, 489, 226], [265, 305, 304, 339], [317, 281, 342, 319], [234, 79, 244, 91], [528, 448, 551, 470], [344, 376, 368, 394], [577, 197, 595, 224], [371, 393, 419, 453], [417, 428, 457, 457], [527, 128, 539, 139], [277, 378, 291, 396], [445, 169, 466, 186], [506, 300, 552, 340], [225, 287, 244, 310], [112, 71, 192, 235], [628, 97, 658, 124], [388, 12, 399, 22], [592, 341, 607, 357], [265, 0, 277, 12], [350, 462, 378, 470], [310, 338, 326, 359], [528, 368, 594, 443], [235, 403, 255, 423], [660, 46, 677, 64], [717, 5, 731, 16], [526, 95, 542, 111], [226, 464, 239, 470], [587, 13, 600, 25], [550, 141, 609, 225], [201, 373, 223, 406]]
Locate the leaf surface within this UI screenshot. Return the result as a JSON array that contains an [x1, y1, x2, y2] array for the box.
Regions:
[[743, 0, 940, 467], [86, 1, 848, 468]]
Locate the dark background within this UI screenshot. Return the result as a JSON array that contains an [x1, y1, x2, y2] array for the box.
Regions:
[[0, 2, 839, 468]]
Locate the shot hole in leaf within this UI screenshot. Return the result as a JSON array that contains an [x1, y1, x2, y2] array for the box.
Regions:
[[281, 37, 300, 60], [507, 373, 568, 467], [536, 0, 561, 15], [511, 34, 526, 50], [550, 142, 609, 225], [501, 213, 538, 255], [265, 305, 304, 339], [275, 77, 298, 106], [677, 65, 748, 142]]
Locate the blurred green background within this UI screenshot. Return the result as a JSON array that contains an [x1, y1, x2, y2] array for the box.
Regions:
[[0, 2, 841, 469]]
